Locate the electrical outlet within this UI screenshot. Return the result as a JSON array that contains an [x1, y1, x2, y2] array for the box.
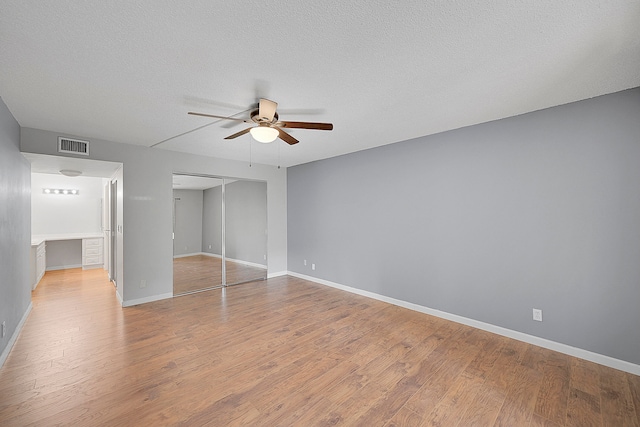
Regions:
[[263, 254, 267, 260], [312, 263, 316, 270], [1, 321, 5, 338], [140, 280, 147, 289], [209, 245, 212, 249], [533, 308, 543, 322], [304, 259, 307, 266]]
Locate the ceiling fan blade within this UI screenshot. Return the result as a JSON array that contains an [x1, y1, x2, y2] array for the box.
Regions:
[[274, 127, 299, 145], [188, 112, 249, 122], [258, 98, 278, 122], [278, 121, 333, 131], [224, 127, 252, 139]]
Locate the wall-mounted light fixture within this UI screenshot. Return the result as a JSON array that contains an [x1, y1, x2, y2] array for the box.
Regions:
[[43, 188, 80, 195]]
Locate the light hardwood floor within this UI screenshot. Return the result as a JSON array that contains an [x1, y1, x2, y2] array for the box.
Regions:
[[1, 268, 639, 426], [173, 254, 267, 295]]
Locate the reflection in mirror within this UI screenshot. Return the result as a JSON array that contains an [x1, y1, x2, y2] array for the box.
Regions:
[[224, 180, 267, 286], [172, 174, 267, 296], [173, 175, 223, 295]]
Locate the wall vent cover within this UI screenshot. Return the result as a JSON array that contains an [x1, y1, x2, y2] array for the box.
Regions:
[[58, 137, 89, 156]]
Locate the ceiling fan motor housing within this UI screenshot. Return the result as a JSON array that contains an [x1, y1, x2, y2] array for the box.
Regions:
[[252, 110, 278, 124]]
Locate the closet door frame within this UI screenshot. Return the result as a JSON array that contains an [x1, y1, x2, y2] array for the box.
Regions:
[[172, 173, 267, 293]]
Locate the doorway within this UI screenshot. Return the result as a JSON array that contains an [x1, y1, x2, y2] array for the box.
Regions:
[[172, 174, 267, 295], [24, 153, 124, 298]]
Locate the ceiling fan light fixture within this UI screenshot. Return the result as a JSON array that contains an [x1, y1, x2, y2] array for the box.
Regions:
[[250, 126, 279, 143]]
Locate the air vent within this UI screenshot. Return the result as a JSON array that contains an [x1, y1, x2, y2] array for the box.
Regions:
[[58, 137, 89, 156]]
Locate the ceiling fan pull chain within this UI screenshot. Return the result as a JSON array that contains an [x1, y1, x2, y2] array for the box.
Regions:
[[278, 140, 281, 169], [249, 139, 252, 167]]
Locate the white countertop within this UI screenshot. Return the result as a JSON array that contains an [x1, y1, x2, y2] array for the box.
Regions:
[[31, 233, 103, 246]]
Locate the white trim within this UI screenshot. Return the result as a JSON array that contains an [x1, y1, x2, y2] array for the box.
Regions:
[[201, 252, 222, 259], [115, 288, 123, 305], [267, 271, 288, 279], [173, 252, 203, 259], [178, 251, 267, 269], [82, 264, 104, 270], [226, 256, 267, 270], [0, 302, 33, 368], [122, 292, 173, 307], [287, 271, 640, 376], [46, 264, 82, 271]]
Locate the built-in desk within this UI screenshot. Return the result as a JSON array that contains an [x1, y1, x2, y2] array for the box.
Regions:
[[31, 233, 103, 247], [30, 233, 104, 289]]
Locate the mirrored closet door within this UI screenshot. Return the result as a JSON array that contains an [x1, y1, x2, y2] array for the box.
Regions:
[[224, 180, 267, 286], [172, 174, 267, 296]]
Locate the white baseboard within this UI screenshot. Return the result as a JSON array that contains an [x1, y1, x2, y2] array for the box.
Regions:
[[185, 251, 267, 269], [200, 252, 222, 259], [82, 264, 104, 270], [267, 271, 288, 279], [287, 271, 640, 376], [122, 292, 173, 308], [46, 264, 82, 271], [226, 257, 267, 269], [173, 252, 202, 259], [0, 302, 33, 368]]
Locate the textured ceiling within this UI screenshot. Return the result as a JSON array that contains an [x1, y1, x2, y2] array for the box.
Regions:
[[1, 1, 639, 167]]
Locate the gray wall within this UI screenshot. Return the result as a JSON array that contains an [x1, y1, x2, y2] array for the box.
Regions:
[[202, 180, 267, 266], [0, 97, 31, 361], [46, 240, 82, 269], [202, 185, 222, 255], [288, 87, 640, 365], [173, 189, 203, 256], [225, 180, 267, 265]]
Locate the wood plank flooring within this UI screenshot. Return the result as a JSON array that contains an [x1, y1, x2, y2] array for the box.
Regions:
[[1, 268, 639, 426], [173, 254, 267, 295]]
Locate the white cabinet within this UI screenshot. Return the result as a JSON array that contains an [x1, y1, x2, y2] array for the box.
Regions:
[[36, 242, 46, 281], [30, 241, 46, 290], [82, 237, 103, 269]]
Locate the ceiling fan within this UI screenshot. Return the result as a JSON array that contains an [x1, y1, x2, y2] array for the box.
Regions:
[[188, 98, 332, 145]]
